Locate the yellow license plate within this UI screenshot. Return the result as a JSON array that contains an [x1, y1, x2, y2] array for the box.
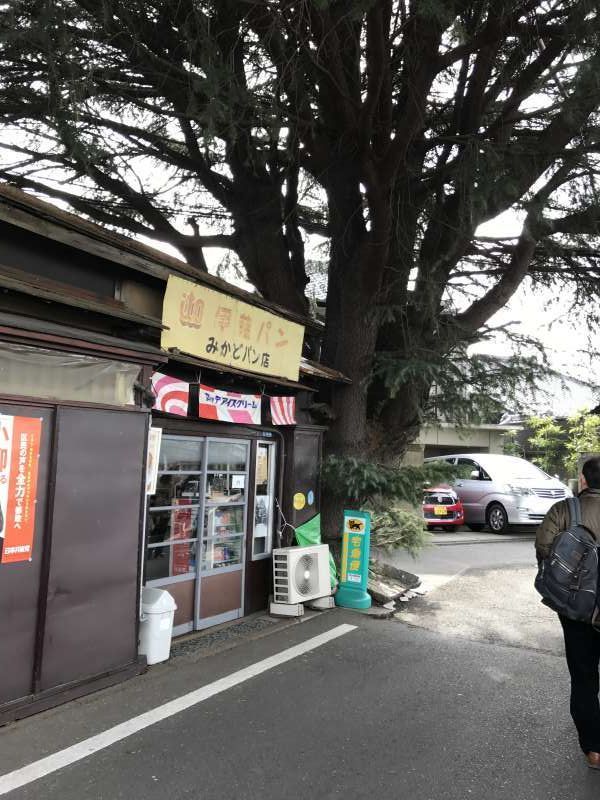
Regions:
[[433, 505, 448, 516]]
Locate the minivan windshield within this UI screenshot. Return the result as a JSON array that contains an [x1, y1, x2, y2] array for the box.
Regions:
[[488, 457, 550, 481]]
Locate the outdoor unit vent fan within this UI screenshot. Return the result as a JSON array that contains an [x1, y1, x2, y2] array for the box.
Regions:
[[272, 544, 331, 605]]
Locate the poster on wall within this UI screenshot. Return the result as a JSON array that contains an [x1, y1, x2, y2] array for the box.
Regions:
[[145, 427, 162, 495], [0, 415, 43, 564], [199, 384, 261, 425]]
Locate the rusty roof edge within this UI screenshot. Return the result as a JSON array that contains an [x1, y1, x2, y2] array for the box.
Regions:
[[0, 184, 323, 332], [0, 311, 166, 361], [299, 357, 351, 383]]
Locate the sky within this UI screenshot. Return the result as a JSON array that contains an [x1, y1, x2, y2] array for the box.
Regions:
[[474, 212, 600, 392]]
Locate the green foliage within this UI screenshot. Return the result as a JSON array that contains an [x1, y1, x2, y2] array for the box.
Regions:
[[565, 411, 600, 475], [528, 416, 566, 476], [372, 346, 548, 427], [321, 456, 455, 556], [502, 430, 523, 457], [368, 507, 432, 558], [523, 411, 600, 478], [321, 455, 455, 507]]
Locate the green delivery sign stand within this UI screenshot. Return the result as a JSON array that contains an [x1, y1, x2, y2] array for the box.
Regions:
[[335, 510, 371, 609]]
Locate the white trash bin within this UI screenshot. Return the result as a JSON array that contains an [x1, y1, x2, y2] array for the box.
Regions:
[[139, 587, 177, 665]]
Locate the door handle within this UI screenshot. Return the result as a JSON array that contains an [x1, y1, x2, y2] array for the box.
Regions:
[[455, 482, 463, 486]]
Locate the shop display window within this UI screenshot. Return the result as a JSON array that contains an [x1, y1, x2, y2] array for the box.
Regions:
[[159, 437, 203, 472], [201, 535, 243, 571], [147, 436, 249, 589], [147, 506, 199, 546], [147, 435, 203, 591], [204, 505, 244, 537], [145, 542, 197, 581], [207, 442, 246, 472], [205, 472, 246, 504], [152, 475, 202, 508]]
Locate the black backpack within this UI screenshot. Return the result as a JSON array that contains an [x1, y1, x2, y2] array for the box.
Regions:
[[535, 497, 599, 623]]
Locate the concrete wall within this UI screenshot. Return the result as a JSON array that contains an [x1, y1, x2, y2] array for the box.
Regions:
[[402, 425, 508, 466]]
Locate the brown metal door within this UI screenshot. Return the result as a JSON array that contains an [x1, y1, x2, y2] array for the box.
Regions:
[[40, 406, 147, 691], [0, 403, 52, 705]]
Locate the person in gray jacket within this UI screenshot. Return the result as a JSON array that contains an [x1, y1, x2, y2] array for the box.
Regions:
[[536, 456, 600, 770]]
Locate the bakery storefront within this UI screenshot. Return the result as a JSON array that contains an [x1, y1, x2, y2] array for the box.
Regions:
[[143, 275, 319, 634]]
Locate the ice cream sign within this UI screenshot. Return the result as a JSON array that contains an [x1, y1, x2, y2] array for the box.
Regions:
[[0, 415, 42, 564]]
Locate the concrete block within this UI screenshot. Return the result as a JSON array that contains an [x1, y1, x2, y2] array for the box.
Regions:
[[269, 601, 305, 618]]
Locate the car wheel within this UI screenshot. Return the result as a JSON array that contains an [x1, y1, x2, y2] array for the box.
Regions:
[[467, 523, 485, 532], [486, 503, 509, 534]]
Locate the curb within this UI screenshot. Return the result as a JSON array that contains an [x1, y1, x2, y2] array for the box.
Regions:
[[434, 535, 534, 547], [169, 607, 336, 663], [370, 560, 421, 589]]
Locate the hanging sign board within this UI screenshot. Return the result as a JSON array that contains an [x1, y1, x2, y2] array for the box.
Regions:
[[199, 384, 261, 425], [0, 415, 42, 564], [161, 275, 304, 381], [335, 510, 371, 609]]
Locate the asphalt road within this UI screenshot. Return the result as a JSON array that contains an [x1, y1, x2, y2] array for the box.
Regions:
[[0, 538, 596, 800], [378, 531, 537, 591]]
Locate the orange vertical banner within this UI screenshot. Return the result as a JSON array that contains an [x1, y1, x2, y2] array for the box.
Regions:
[[1, 415, 42, 564]]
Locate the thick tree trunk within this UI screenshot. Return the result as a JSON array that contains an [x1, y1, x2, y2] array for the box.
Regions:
[[233, 184, 309, 317], [320, 170, 389, 541], [321, 284, 380, 542], [236, 219, 309, 317]]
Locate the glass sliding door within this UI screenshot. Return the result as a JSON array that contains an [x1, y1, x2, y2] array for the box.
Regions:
[[145, 434, 250, 634], [198, 439, 249, 629], [145, 435, 204, 634]]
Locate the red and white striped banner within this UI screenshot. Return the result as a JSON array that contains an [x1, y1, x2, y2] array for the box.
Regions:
[[199, 384, 261, 425], [270, 396, 296, 426], [152, 372, 190, 417]]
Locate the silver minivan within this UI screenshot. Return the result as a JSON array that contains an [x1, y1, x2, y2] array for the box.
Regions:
[[424, 453, 573, 534]]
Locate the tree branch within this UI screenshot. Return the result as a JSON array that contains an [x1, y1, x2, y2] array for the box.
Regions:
[[456, 214, 538, 332]]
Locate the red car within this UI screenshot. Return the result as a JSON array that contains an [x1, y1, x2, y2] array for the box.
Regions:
[[423, 485, 465, 530]]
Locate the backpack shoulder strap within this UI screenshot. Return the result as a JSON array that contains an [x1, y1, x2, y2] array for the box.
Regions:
[[567, 496, 582, 527]]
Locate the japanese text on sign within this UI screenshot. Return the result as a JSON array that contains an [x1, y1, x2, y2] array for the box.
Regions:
[[199, 384, 262, 425], [161, 276, 304, 381], [0, 415, 42, 564], [340, 513, 369, 586]]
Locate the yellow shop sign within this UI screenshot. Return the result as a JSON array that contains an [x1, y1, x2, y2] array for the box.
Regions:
[[161, 275, 304, 382]]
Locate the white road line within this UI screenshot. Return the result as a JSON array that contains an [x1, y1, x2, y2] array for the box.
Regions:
[[0, 623, 356, 797]]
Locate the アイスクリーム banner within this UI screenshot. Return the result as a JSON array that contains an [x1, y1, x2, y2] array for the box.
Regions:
[[0, 415, 42, 564]]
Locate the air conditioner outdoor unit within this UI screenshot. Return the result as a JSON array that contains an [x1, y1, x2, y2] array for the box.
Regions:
[[271, 544, 331, 613]]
